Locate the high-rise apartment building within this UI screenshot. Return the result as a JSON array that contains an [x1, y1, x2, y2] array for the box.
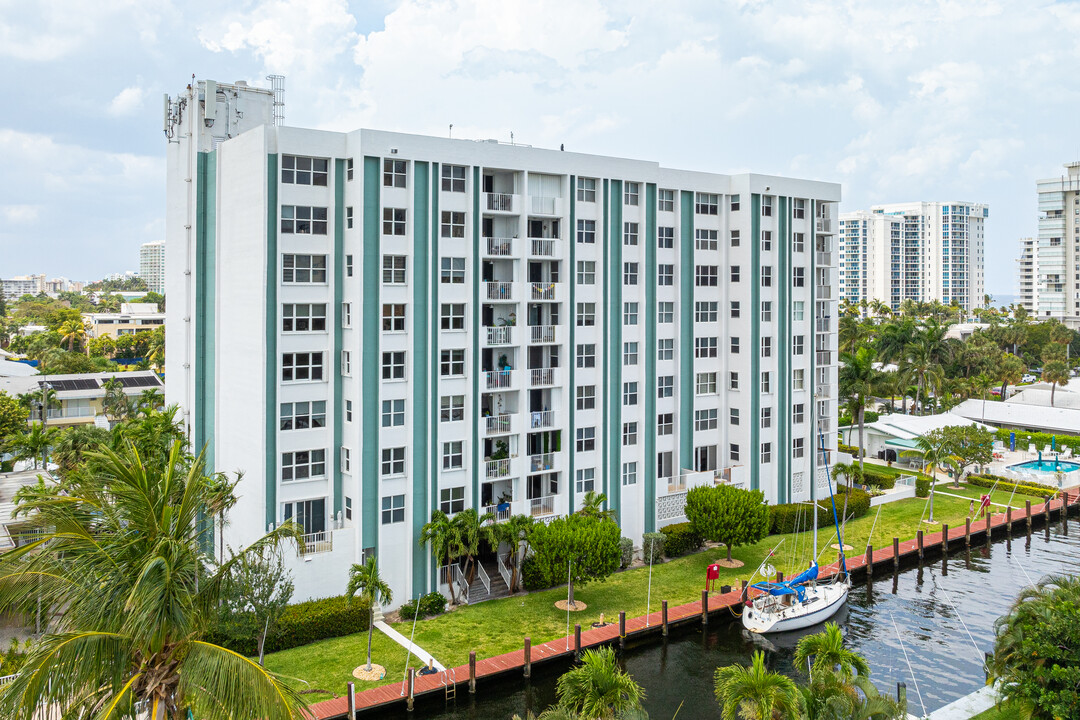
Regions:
[[838, 202, 987, 311], [2, 274, 46, 297], [1028, 162, 1080, 325], [165, 78, 841, 605], [140, 240, 166, 293], [1017, 237, 1036, 315]]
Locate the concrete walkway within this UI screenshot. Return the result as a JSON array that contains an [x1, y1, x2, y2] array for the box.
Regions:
[[910, 683, 996, 719], [374, 620, 445, 671]]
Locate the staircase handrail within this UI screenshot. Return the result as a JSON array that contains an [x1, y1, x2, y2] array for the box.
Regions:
[[497, 552, 512, 589], [476, 560, 491, 595]]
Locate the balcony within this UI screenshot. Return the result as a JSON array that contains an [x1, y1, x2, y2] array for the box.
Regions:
[[484, 370, 512, 389], [530, 196, 562, 215], [485, 413, 513, 436], [529, 409, 555, 429], [485, 326, 514, 346], [816, 218, 834, 234], [816, 286, 833, 300], [666, 476, 688, 494], [485, 237, 515, 257], [530, 368, 556, 387], [816, 351, 833, 365], [529, 238, 558, 257], [485, 193, 518, 213], [530, 325, 556, 344], [297, 531, 333, 557], [816, 251, 832, 267], [530, 282, 557, 301], [529, 495, 556, 517], [530, 453, 555, 473], [484, 282, 514, 301], [482, 504, 513, 523], [485, 458, 511, 479]]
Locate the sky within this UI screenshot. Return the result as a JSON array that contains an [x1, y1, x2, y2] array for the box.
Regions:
[[2, 0, 1080, 297]]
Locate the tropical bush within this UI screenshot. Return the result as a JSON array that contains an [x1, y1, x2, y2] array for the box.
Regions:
[[966, 474, 1056, 499], [520, 555, 548, 591], [528, 513, 621, 605], [221, 594, 371, 656], [619, 537, 634, 569], [994, 428, 1080, 455], [659, 522, 703, 557], [837, 443, 862, 457], [399, 591, 448, 621], [915, 477, 931, 498], [641, 533, 665, 565], [838, 411, 879, 427], [686, 485, 770, 562], [767, 488, 871, 535], [860, 470, 896, 489]]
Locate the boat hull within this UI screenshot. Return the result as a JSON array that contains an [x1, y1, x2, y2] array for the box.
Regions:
[[741, 582, 850, 634]]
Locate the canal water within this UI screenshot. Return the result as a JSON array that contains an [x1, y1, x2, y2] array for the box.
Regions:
[[390, 520, 1080, 719]]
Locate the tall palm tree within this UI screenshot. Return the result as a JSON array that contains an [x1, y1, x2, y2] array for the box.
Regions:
[[793, 623, 869, 683], [0, 441, 305, 719], [419, 510, 462, 604], [556, 647, 645, 720], [997, 353, 1025, 399], [1042, 359, 1070, 407], [714, 650, 803, 720], [139, 388, 164, 415], [901, 342, 943, 416], [346, 555, 393, 672], [57, 319, 86, 353], [971, 373, 995, 422], [577, 490, 616, 522], [450, 507, 494, 583], [206, 471, 240, 564], [51, 424, 110, 474], [6, 423, 56, 469], [488, 514, 536, 593], [906, 430, 949, 523], [839, 347, 878, 475]]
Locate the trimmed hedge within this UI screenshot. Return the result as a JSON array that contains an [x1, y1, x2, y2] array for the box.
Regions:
[[861, 469, 896, 490], [967, 474, 1057, 499], [916, 477, 931, 498], [521, 555, 548, 591], [642, 532, 665, 564], [995, 429, 1080, 455], [619, 537, 634, 569], [210, 594, 371, 656], [399, 591, 448, 620], [838, 411, 880, 427], [837, 443, 862, 457], [768, 487, 871, 535], [660, 522, 703, 557]]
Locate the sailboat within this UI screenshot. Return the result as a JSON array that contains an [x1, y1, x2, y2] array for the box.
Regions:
[[742, 432, 851, 634]]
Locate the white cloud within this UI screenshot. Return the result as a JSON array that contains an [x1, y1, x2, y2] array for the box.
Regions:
[[107, 86, 146, 116], [0, 205, 40, 223], [0, 0, 164, 61]]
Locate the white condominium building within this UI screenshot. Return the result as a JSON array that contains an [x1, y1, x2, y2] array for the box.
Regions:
[[164, 78, 841, 606], [1029, 162, 1080, 325], [839, 201, 987, 312], [140, 240, 166, 294], [1017, 237, 1036, 315]]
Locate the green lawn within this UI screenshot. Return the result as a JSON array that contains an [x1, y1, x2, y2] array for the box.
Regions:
[[971, 701, 1021, 719], [933, 483, 1048, 511], [264, 491, 992, 695]]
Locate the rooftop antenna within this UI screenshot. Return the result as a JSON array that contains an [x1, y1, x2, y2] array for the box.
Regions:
[[266, 74, 285, 126], [449, 123, 453, 139], [510, 131, 514, 146]]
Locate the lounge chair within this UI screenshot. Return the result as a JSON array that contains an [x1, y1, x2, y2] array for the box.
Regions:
[[1063, 447, 1073, 459], [1042, 444, 1052, 455], [1028, 443, 1037, 454]]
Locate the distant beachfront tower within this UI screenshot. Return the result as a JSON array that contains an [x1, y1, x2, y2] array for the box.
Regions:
[[139, 240, 166, 294]]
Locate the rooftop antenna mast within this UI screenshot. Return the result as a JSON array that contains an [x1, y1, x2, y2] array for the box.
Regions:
[[266, 74, 285, 126]]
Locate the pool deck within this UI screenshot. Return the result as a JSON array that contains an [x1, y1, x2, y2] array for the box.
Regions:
[[305, 492, 1077, 719]]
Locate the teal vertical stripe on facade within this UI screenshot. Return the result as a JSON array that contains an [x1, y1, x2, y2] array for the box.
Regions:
[[429, 163, 440, 592], [644, 183, 657, 532], [679, 191, 694, 472], [333, 159, 345, 516], [195, 151, 217, 467], [361, 157, 381, 553], [602, 180, 610, 503], [264, 153, 278, 528], [569, 176, 577, 514], [777, 197, 789, 504], [750, 194, 761, 491], [471, 166, 481, 512], [412, 161, 430, 595], [609, 180, 622, 522]]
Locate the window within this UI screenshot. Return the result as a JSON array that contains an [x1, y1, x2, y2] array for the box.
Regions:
[[761, 337, 772, 357], [282, 254, 327, 283], [341, 447, 351, 473], [383, 208, 407, 235], [761, 372, 771, 393], [623, 381, 638, 406], [341, 350, 352, 376], [729, 301, 740, 319], [658, 451, 674, 479], [658, 338, 674, 360], [793, 335, 804, 355], [695, 445, 717, 472], [342, 302, 352, 328], [793, 301, 804, 321], [346, 206, 354, 229], [441, 256, 465, 284], [761, 231, 772, 252], [624, 302, 639, 326], [577, 303, 596, 327], [346, 158, 353, 181], [577, 219, 596, 244], [382, 304, 406, 332], [281, 155, 328, 186], [624, 262, 638, 285], [695, 408, 718, 431], [382, 399, 405, 427], [696, 229, 718, 251], [730, 229, 740, 247], [282, 303, 327, 332], [441, 211, 466, 238], [382, 351, 406, 380], [577, 177, 597, 202], [576, 468, 596, 493], [657, 413, 673, 435], [695, 193, 719, 215], [381, 494, 405, 524], [440, 395, 465, 422], [761, 266, 772, 287], [793, 369, 805, 390], [793, 438, 805, 458], [623, 422, 638, 446], [280, 205, 328, 235], [695, 337, 717, 358], [346, 254, 353, 277], [793, 267, 805, 287], [793, 403, 805, 424], [345, 399, 353, 423], [576, 427, 596, 452], [658, 264, 674, 286], [730, 408, 740, 426], [577, 260, 595, 285], [624, 182, 639, 206], [624, 341, 638, 365], [345, 495, 352, 520], [730, 443, 740, 462], [793, 232, 805, 252], [730, 265, 740, 282], [730, 337, 740, 354], [729, 371, 739, 390], [730, 194, 741, 212], [658, 302, 674, 323], [624, 222, 639, 246], [659, 189, 674, 212], [696, 372, 717, 394], [282, 352, 323, 382], [280, 401, 326, 431], [658, 376, 674, 398], [440, 349, 466, 377], [696, 265, 718, 286], [577, 344, 596, 368], [381, 447, 406, 476], [695, 301, 718, 322], [441, 303, 466, 331], [761, 442, 772, 463], [793, 198, 806, 219], [761, 407, 772, 428], [442, 441, 463, 470], [622, 462, 638, 486], [281, 449, 326, 481], [440, 487, 465, 514], [576, 385, 596, 410], [442, 164, 466, 192], [383, 255, 407, 284], [383, 158, 406, 188], [762, 196, 773, 217]]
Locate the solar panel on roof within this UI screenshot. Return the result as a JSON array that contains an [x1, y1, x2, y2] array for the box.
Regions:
[[48, 379, 100, 391]]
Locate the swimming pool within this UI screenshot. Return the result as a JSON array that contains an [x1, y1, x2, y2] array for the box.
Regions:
[[1009, 459, 1080, 473]]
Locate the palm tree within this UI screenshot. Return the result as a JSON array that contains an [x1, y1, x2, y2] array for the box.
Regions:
[[838, 347, 878, 475], [6, 423, 56, 469], [577, 490, 616, 522], [488, 514, 536, 593], [139, 388, 164, 415], [714, 650, 803, 720], [1042, 359, 1070, 407], [206, 471, 241, 564], [450, 507, 494, 583], [556, 647, 645, 720], [997, 353, 1025, 399], [901, 342, 943, 416], [971, 373, 995, 422], [51, 424, 110, 473], [906, 430, 949, 523], [419, 510, 462, 604], [798, 674, 906, 720], [793, 623, 869, 683], [346, 555, 394, 672], [0, 441, 305, 719], [57, 319, 86, 353]]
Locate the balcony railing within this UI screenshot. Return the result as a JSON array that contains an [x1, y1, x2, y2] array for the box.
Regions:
[[485, 370, 512, 389], [485, 457, 511, 478], [529, 410, 554, 429], [816, 351, 832, 366], [530, 368, 555, 387], [816, 251, 832, 267], [485, 237, 515, 257], [530, 325, 556, 343], [485, 282, 514, 301], [485, 193, 517, 213], [530, 238, 556, 257], [485, 413, 512, 435], [530, 453, 555, 472], [482, 504, 513, 523], [297, 531, 333, 557], [485, 326, 513, 346], [816, 286, 832, 300], [666, 477, 688, 494], [530, 196, 560, 215], [529, 495, 556, 517], [531, 282, 556, 301], [816, 218, 834, 234]]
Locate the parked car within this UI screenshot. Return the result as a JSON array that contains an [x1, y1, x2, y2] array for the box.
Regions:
[[990, 388, 1001, 396], [1021, 373, 1037, 383]]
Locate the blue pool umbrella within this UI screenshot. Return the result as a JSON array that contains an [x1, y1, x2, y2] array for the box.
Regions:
[[1053, 436, 1057, 451], [1010, 432, 1016, 452], [1038, 450, 1042, 464]]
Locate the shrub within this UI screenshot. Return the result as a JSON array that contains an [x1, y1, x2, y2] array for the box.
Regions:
[[659, 522, 703, 557], [520, 555, 550, 591], [686, 485, 770, 561], [967, 474, 1056, 499], [915, 477, 931, 498], [211, 594, 370, 656], [399, 591, 448, 620], [641, 533, 665, 564], [838, 411, 879, 427], [767, 487, 871, 535], [619, 537, 634, 569], [861, 470, 896, 490], [995, 428, 1080, 456], [837, 443, 862, 457]]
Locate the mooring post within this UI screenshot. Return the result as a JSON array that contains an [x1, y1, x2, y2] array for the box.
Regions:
[[917, 530, 924, 560], [619, 611, 626, 648], [469, 651, 476, 694], [1064, 495, 1069, 534], [985, 511, 992, 538], [662, 600, 669, 637], [965, 517, 971, 547], [893, 537, 899, 568], [1044, 498, 1051, 522], [523, 637, 531, 678], [942, 524, 949, 551], [1006, 505, 1012, 527], [741, 579, 748, 591], [406, 668, 415, 712], [574, 623, 581, 659], [866, 544, 873, 577], [721, 584, 731, 594], [347, 681, 355, 719], [701, 589, 709, 626], [1026, 500, 1032, 530], [897, 682, 907, 705]]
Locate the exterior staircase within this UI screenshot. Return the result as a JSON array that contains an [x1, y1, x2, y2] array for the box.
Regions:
[[465, 558, 510, 604]]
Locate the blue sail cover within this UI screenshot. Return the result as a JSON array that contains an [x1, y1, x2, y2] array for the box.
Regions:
[[751, 562, 819, 602]]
